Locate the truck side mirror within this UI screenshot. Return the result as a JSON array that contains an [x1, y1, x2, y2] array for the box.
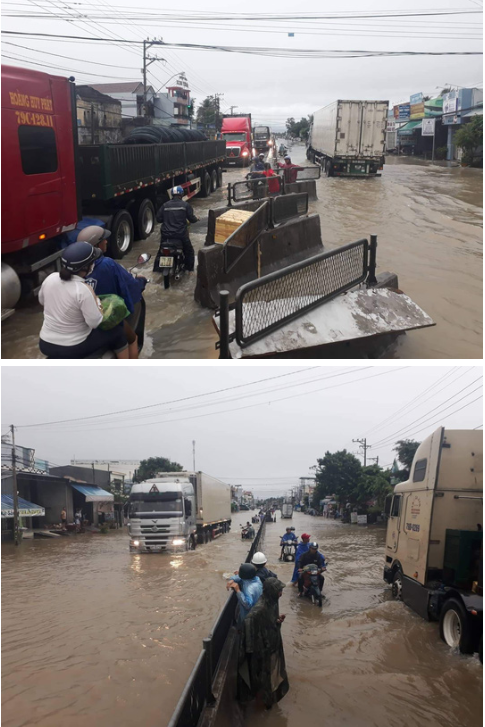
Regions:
[[184, 498, 192, 517]]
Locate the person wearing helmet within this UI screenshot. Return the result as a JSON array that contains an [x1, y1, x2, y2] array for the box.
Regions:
[[279, 527, 297, 560], [155, 186, 199, 273], [290, 533, 311, 585], [297, 542, 327, 595], [250, 153, 266, 173], [251, 552, 277, 583], [226, 563, 263, 625], [79, 225, 147, 359], [277, 155, 302, 184], [38, 241, 129, 358]]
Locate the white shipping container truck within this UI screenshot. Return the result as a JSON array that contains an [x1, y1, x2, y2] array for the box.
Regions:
[[128, 471, 232, 553], [307, 100, 389, 177], [281, 503, 293, 519]]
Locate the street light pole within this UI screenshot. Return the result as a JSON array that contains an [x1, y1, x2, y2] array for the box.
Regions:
[[10, 425, 19, 546]]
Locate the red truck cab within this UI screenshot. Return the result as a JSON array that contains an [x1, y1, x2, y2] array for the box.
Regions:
[[221, 114, 252, 167], [2, 65, 79, 310]]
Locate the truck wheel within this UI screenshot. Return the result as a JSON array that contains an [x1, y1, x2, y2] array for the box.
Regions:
[[199, 172, 211, 198], [325, 160, 334, 177], [216, 167, 223, 187], [439, 598, 475, 654], [391, 570, 403, 601], [134, 199, 155, 240], [109, 210, 134, 259], [210, 169, 218, 193]]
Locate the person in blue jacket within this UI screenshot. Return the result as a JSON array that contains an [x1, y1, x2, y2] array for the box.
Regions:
[[227, 563, 263, 626], [291, 533, 311, 586], [279, 527, 297, 560], [79, 226, 147, 359]]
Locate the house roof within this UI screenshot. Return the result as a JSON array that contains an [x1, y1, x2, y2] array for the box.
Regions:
[[1, 494, 45, 518], [76, 85, 121, 105], [90, 82, 152, 95]]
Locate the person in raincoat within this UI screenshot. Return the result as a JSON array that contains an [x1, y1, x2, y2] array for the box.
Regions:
[[237, 577, 289, 709], [291, 533, 311, 586], [226, 563, 263, 626]]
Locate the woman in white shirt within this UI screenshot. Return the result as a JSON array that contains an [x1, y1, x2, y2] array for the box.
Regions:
[[39, 241, 129, 359]]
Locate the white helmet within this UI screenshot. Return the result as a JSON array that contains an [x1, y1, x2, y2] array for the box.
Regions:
[[251, 551, 267, 565]]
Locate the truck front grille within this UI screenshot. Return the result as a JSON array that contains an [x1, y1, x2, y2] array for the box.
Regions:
[[226, 147, 241, 157]]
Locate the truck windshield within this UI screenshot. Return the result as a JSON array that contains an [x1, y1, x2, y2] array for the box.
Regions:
[[129, 494, 182, 516], [254, 128, 269, 139], [223, 133, 246, 142]]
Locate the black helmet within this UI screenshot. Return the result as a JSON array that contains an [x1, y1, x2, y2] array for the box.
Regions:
[[61, 241, 101, 273], [309, 542, 318, 549], [238, 563, 257, 580]]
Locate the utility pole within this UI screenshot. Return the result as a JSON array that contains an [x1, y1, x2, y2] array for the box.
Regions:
[[229, 105, 238, 115], [352, 438, 372, 467], [10, 425, 19, 546], [142, 37, 166, 118], [369, 456, 379, 466], [214, 93, 224, 133], [192, 440, 196, 472]]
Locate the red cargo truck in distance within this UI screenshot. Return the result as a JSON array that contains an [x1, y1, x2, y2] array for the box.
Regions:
[[2, 64, 226, 317], [221, 114, 252, 167]]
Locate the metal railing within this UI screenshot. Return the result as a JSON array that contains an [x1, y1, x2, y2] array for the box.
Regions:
[[167, 514, 266, 727]]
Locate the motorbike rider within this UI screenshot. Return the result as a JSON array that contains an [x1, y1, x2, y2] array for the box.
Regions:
[[79, 225, 147, 360], [242, 521, 255, 539], [250, 153, 266, 173], [155, 186, 199, 273], [251, 552, 277, 583], [291, 533, 311, 586], [279, 527, 297, 560], [297, 542, 327, 596], [226, 563, 263, 626], [38, 241, 129, 359], [277, 156, 302, 184]]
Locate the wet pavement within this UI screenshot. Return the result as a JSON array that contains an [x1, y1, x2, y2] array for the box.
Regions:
[[2, 511, 481, 727], [1, 143, 482, 359]]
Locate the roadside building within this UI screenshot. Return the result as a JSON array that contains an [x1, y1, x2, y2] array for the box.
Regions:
[[442, 87, 483, 161], [76, 86, 122, 144], [167, 76, 192, 126], [89, 81, 175, 130], [50, 466, 116, 526]]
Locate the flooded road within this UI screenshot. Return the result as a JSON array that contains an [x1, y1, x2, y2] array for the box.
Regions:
[[2, 511, 481, 727], [2, 145, 482, 359]]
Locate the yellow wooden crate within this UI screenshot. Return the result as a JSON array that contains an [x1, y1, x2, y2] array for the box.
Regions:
[[214, 209, 253, 244]]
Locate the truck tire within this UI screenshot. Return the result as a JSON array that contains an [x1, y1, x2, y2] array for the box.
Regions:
[[439, 598, 475, 654], [199, 172, 211, 198], [325, 160, 334, 177], [391, 570, 403, 601], [134, 198, 155, 240], [210, 169, 218, 192], [216, 166, 223, 188], [109, 210, 134, 259]]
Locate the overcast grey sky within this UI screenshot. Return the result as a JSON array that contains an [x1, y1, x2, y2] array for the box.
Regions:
[[2, 365, 482, 497], [2, 0, 482, 128]]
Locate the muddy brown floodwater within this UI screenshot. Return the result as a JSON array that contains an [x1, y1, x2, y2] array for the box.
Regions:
[[1, 143, 482, 359], [2, 511, 481, 727]]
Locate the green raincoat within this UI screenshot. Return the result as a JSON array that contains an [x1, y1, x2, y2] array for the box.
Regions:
[[237, 577, 289, 708]]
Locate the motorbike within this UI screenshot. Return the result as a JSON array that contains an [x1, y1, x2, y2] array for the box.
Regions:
[[280, 541, 297, 562], [299, 564, 325, 607], [251, 515, 259, 524], [240, 524, 255, 540], [156, 239, 186, 289], [82, 252, 151, 359]]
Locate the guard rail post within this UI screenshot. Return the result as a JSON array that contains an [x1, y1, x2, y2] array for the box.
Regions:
[[366, 234, 378, 286], [202, 638, 216, 705], [227, 182, 232, 207], [218, 291, 231, 359]]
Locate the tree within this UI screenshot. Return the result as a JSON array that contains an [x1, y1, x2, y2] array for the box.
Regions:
[[393, 439, 420, 480], [355, 465, 393, 509], [312, 450, 362, 508], [134, 457, 183, 482], [454, 116, 483, 167], [196, 95, 222, 131], [285, 115, 312, 140]]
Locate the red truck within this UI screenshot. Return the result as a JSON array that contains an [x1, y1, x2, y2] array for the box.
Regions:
[[221, 114, 252, 167], [2, 64, 226, 317]]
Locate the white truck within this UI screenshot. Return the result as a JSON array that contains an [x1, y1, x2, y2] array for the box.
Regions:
[[384, 427, 482, 660], [128, 471, 232, 553], [307, 100, 388, 177], [281, 502, 293, 519]]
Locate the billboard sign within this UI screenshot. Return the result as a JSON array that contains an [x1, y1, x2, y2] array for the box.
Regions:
[[410, 92, 423, 105], [410, 102, 425, 120], [393, 103, 410, 120], [421, 118, 435, 136], [443, 96, 458, 114]]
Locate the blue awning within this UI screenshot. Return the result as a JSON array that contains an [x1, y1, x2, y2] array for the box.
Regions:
[[69, 484, 114, 502], [1, 495, 45, 518]]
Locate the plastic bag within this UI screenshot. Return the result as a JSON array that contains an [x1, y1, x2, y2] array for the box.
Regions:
[[98, 294, 129, 330]]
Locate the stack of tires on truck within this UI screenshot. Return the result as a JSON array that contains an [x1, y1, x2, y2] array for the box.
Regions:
[[384, 426, 483, 661], [1, 65, 226, 317]]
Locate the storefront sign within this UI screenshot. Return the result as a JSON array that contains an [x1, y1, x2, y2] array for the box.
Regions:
[[393, 103, 410, 120], [386, 119, 396, 131], [421, 118, 436, 136], [357, 514, 368, 525], [410, 102, 425, 120], [410, 92, 423, 105], [443, 96, 458, 114]]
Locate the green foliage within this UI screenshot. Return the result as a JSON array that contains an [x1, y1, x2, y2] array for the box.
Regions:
[[435, 146, 448, 161], [286, 115, 313, 141], [196, 96, 222, 131], [454, 116, 483, 166], [393, 439, 420, 479], [135, 457, 183, 482], [312, 450, 362, 508]]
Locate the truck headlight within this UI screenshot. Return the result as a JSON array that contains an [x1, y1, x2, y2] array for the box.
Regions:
[[242, 150, 249, 156], [172, 538, 185, 546], [133, 540, 140, 547]]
